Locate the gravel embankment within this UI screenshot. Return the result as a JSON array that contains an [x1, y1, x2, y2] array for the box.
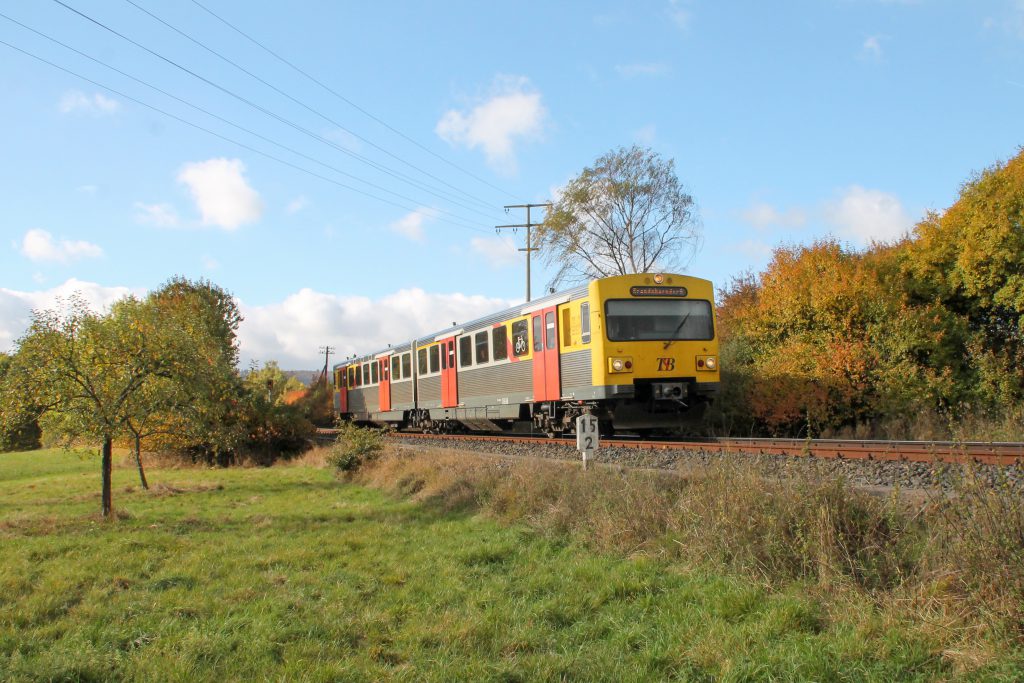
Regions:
[[389, 436, 1024, 492]]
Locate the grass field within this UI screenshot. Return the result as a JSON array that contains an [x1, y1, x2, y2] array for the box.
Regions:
[[1, 449, 1020, 682]]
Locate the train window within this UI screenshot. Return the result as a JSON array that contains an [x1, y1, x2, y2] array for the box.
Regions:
[[533, 316, 542, 352], [581, 303, 591, 344], [441, 344, 447, 370], [448, 340, 456, 368], [362, 364, 370, 385], [475, 330, 489, 364], [417, 348, 427, 376], [561, 309, 572, 347], [545, 312, 556, 350], [402, 353, 412, 378], [429, 344, 440, 373], [512, 319, 529, 357], [371, 362, 379, 384], [349, 367, 355, 388], [460, 336, 472, 367], [492, 326, 508, 361], [604, 299, 714, 341], [391, 355, 400, 380]]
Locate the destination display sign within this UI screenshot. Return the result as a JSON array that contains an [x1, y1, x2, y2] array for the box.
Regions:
[[630, 286, 688, 297]]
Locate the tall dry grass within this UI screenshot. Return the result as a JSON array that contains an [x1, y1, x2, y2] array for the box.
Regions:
[[353, 446, 1024, 647]]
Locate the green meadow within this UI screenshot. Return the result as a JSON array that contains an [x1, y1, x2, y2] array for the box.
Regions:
[[1, 449, 1019, 682]]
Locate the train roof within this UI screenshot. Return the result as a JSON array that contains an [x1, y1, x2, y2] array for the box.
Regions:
[[332, 273, 711, 369], [333, 282, 589, 369]]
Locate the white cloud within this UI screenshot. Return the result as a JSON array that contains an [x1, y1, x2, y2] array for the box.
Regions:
[[0, 279, 525, 370], [324, 128, 362, 152], [824, 186, 913, 245], [435, 75, 547, 174], [982, 1, 1024, 37], [733, 239, 774, 261], [134, 202, 180, 227], [76, 185, 98, 195], [470, 236, 519, 268], [286, 196, 309, 214], [860, 35, 884, 61], [0, 279, 134, 353], [390, 208, 437, 242], [632, 124, 657, 145], [59, 90, 120, 115], [238, 288, 518, 369], [667, 0, 690, 30], [201, 255, 220, 271], [615, 63, 669, 78], [177, 158, 263, 230], [19, 229, 103, 263], [740, 202, 808, 230]]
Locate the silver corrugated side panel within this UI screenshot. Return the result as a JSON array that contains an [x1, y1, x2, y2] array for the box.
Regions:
[[559, 348, 592, 390], [458, 360, 533, 398]]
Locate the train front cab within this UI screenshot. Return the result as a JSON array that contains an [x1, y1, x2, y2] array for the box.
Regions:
[[584, 273, 720, 432]]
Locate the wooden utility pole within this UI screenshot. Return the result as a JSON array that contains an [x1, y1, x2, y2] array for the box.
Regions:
[[318, 345, 335, 385], [496, 203, 551, 302]]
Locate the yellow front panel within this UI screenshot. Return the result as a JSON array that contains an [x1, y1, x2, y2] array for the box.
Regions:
[[588, 274, 720, 388]]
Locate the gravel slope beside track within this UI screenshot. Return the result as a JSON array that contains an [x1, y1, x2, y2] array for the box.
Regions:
[[382, 433, 1024, 491]]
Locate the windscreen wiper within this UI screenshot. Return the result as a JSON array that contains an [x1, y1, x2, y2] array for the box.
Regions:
[[663, 313, 691, 350]]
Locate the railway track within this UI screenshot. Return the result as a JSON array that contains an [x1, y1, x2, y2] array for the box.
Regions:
[[318, 429, 1024, 467]]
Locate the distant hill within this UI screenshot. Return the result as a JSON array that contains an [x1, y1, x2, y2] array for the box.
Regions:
[[283, 370, 320, 386]]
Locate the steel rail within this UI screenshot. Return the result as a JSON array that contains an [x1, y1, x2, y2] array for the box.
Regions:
[[325, 431, 1024, 466]]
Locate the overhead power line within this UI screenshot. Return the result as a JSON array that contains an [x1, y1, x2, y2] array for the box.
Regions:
[[122, 0, 500, 214], [0, 11, 488, 230], [51, 0, 499, 222], [0, 38, 489, 234], [189, 0, 524, 203]]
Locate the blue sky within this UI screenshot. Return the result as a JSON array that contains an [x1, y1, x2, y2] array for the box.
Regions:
[[2, 0, 1022, 368]]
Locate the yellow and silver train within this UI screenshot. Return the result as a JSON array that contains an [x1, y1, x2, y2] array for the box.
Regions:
[[333, 273, 719, 436]]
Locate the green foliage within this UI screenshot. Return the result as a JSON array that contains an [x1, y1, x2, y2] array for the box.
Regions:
[[538, 145, 701, 285], [236, 361, 314, 464], [0, 352, 41, 452], [141, 278, 245, 460], [328, 421, 385, 473]]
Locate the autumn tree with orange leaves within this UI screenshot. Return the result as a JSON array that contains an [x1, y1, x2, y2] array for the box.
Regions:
[[714, 148, 1024, 438]]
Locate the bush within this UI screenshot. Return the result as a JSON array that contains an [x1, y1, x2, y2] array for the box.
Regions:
[[328, 421, 386, 473]]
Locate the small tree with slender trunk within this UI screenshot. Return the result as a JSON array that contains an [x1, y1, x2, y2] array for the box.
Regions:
[[1, 296, 187, 516]]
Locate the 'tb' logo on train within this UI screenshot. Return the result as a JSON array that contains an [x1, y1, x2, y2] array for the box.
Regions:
[[657, 357, 675, 372]]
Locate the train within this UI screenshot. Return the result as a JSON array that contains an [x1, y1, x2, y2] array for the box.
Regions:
[[332, 272, 720, 437]]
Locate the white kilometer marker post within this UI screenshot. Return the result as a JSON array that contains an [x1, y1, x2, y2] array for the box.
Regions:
[[576, 414, 599, 470]]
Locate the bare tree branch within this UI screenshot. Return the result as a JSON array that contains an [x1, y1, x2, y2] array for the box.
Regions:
[[537, 146, 701, 286]]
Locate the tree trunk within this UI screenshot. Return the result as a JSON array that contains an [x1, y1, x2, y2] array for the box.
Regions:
[[101, 436, 113, 517], [134, 434, 149, 490]]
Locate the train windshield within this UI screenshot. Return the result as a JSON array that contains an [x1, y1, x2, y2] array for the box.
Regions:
[[605, 299, 714, 341]]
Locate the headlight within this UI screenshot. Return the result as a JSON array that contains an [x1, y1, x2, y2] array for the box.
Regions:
[[608, 357, 633, 373], [696, 355, 718, 372]]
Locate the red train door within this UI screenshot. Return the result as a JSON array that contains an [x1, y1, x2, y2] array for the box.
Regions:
[[531, 306, 561, 401], [378, 358, 391, 412], [336, 366, 348, 413], [439, 336, 458, 408]]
